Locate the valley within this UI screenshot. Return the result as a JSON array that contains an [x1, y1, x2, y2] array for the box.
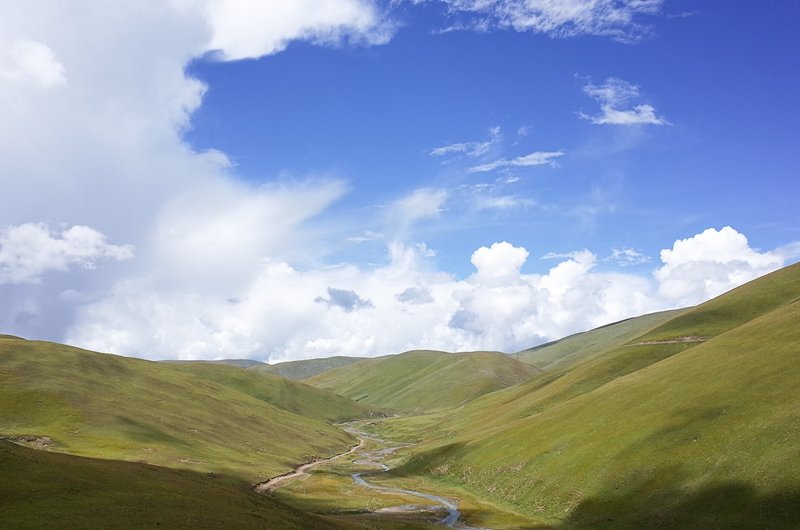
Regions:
[[2, 263, 800, 528]]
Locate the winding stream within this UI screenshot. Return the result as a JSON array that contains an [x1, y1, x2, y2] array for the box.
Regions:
[[345, 428, 485, 530]]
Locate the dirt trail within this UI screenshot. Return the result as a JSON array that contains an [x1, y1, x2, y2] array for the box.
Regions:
[[252, 437, 366, 494]]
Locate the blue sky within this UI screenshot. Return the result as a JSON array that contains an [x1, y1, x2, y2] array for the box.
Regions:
[[1, 1, 798, 360], [185, 1, 799, 275]]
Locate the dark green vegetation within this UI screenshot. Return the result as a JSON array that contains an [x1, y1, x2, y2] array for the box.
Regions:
[[376, 263, 800, 528], [165, 361, 374, 422], [253, 355, 367, 380], [0, 440, 354, 530], [305, 350, 542, 412]]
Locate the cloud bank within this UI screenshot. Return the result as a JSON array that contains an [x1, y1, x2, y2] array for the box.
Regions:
[[65, 226, 789, 361]]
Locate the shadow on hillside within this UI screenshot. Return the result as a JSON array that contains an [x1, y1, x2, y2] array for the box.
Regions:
[[551, 480, 800, 530]]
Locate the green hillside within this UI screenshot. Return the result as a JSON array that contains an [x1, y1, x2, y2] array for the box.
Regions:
[[0, 440, 356, 530], [165, 361, 374, 422], [252, 356, 367, 380], [515, 309, 684, 370], [305, 350, 542, 412], [0, 338, 356, 482], [389, 263, 800, 528]]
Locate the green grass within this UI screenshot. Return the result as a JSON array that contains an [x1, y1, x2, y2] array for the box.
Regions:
[[514, 309, 684, 370], [253, 356, 369, 380], [164, 361, 375, 422], [0, 439, 358, 530], [0, 338, 356, 482], [390, 264, 800, 528], [304, 350, 542, 413]]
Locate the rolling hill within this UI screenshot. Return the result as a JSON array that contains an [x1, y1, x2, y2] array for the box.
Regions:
[[389, 262, 800, 528], [304, 350, 543, 412], [0, 338, 358, 482], [252, 355, 367, 381], [0, 439, 357, 530], [514, 309, 684, 371], [164, 361, 374, 422]]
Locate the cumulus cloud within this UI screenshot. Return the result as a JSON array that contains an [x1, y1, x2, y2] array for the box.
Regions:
[[204, 0, 393, 60], [468, 150, 564, 173], [439, 0, 663, 42], [580, 77, 668, 125], [0, 224, 133, 284], [65, 227, 795, 360], [654, 226, 783, 306]]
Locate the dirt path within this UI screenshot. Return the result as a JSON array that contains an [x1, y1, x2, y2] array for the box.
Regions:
[[252, 437, 366, 494]]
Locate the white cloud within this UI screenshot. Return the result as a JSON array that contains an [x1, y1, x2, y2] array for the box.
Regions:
[[580, 77, 668, 125], [654, 226, 783, 306], [1, 39, 66, 88], [468, 150, 564, 172], [604, 247, 651, 266], [474, 195, 535, 211], [0, 1, 398, 342], [65, 227, 792, 360], [0, 223, 133, 284], [204, 0, 393, 60], [439, 0, 663, 42], [471, 241, 529, 284], [430, 126, 501, 158], [387, 188, 449, 240]]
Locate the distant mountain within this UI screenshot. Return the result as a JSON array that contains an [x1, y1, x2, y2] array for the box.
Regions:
[[251, 356, 367, 381], [207, 358, 266, 369], [396, 262, 800, 528], [304, 350, 542, 412]]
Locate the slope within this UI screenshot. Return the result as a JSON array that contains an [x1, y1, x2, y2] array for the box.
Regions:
[[252, 356, 367, 380], [0, 440, 356, 530], [395, 263, 800, 528], [305, 350, 542, 412], [0, 338, 356, 482], [514, 309, 684, 370], [165, 361, 374, 422]]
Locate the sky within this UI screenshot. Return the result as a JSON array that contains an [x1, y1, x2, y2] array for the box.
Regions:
[[1, 1, 798, 362]]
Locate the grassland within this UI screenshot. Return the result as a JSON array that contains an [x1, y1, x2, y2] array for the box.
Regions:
[[0, 338, 357, 482], [305, 350, 542, 412], [382, 263, 800, 528], [0, 439, 358, 530], [4, 264, 800, 529], [514, 309, 684, 370], [165, 361, 374, 422]]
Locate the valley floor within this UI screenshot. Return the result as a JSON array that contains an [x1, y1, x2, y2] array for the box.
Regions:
[[265, 420, 547, 530]]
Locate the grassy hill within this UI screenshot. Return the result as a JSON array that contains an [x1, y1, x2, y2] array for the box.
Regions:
[[252, 356, 367, 380], [389, 263, 800, 528], [0, 439, 356, 530], [305, 350, 542, 412], [164, 361, 374, 422], [514, 309, 684, 371], [0, 338, 357, 482]]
